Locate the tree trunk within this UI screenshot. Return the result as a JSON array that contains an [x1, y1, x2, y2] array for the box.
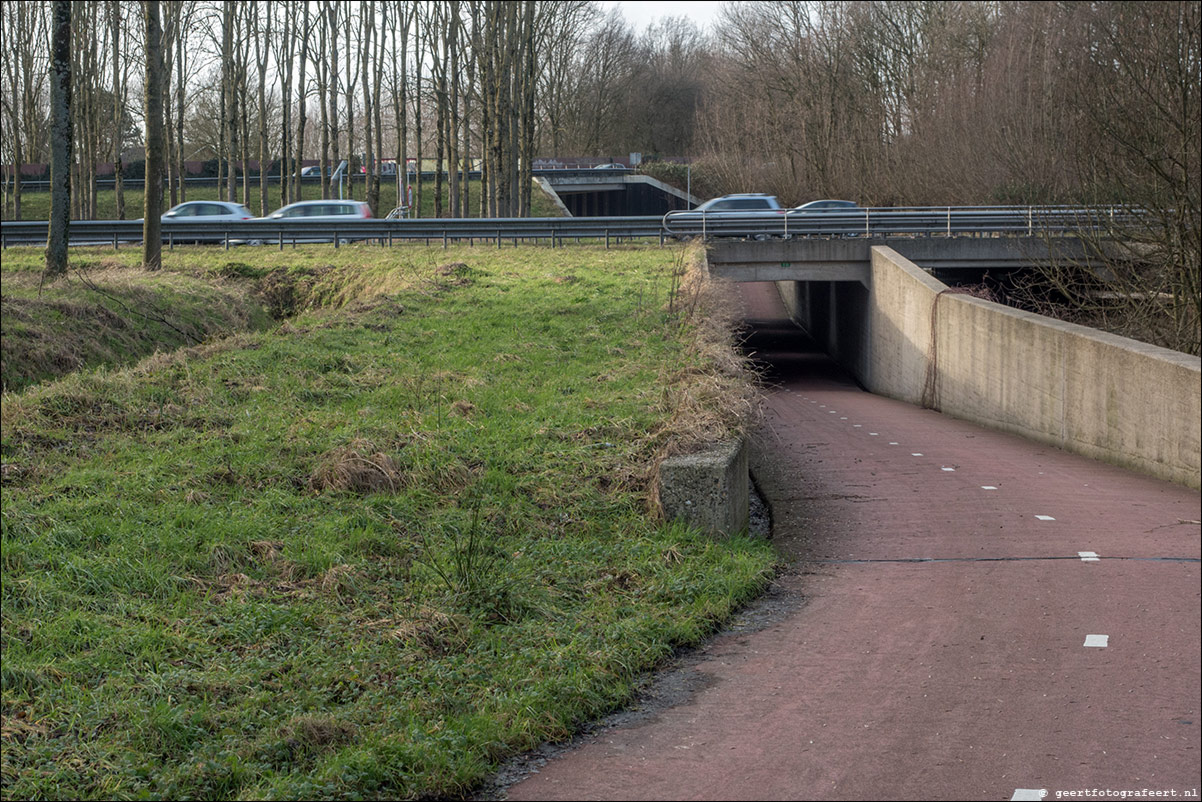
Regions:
[[174, 1, 187, 203], [142, 0, 165, 270], [223, 0, 235, 203], [361, 3, 377, 215], [44, 0, 72, 280], [292, 3, 309, 204], [255, 2, 270, 216]]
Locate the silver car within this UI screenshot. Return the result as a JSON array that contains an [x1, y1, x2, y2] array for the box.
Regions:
[[265, 200, 373, 221], [259, 200, 375, 243], [159, 200, 255, 243], [161, 200, 254, 222], [662, 193, 786, 238]]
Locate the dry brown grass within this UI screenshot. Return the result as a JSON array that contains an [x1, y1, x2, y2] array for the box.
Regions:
[[643, 243, 763, 515], [308, 439, 405, 494]]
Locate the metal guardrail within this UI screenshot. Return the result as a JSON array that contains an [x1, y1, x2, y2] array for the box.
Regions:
[[0, 215, 665, 249], [661, 206, 1146, 239], [0, 207, 1145, 249]]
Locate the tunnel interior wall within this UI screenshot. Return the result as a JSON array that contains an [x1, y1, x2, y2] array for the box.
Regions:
[[777, 247, 1201, 488]]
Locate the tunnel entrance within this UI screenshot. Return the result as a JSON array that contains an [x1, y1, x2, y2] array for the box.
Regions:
[[539, 174, 697, 217]]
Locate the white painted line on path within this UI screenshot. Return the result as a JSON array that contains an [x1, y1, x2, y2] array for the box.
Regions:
[[941, 467, 956, 472], [1035, 515, 1056, 521], [1084, 634, 1109, 648], [981, 486, 998, 490], [912, 453, 924, 457], [1011, 790, 1047, 801], [889, 442, 898, 445], [1078, 551, 1100, 562]]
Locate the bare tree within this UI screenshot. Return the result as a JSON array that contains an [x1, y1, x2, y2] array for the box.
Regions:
[[110, 0, 129, 218], [274, 0, 296, 206], [252, 1, 272, 215], [292, 1, 312, 204], [1, 3, 50, 219], [44, 0, 72, 279], [143, 0, 166, 270]]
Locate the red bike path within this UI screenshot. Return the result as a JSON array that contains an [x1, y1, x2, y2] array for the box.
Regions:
[[504, 283, 1200, 801]]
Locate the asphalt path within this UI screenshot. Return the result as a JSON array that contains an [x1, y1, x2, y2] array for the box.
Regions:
[[503, 282, 1201, 801]]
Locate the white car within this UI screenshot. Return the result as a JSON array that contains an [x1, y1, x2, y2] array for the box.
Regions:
[[159, 200, 255, 243], [161, 200, 255, 222], [259, 200, 374, 243], [264, 200, 373, 221], [662, 193, 786, 238]]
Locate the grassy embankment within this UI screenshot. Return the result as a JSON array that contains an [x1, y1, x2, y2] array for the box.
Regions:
[[1, 252, 276, 393], [0, 243, 776, 800], [2, 176, 564, 220]]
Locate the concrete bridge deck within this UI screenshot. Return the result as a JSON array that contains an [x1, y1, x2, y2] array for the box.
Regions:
[[500, 283, 1201, 801], [707, 238, 1114, 284]]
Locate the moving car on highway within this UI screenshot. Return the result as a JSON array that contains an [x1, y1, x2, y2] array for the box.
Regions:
[[786, 199, 865, 237], [789, 199, 860, 213], [662, 193, 786, 238], [159, 200, 256, 243], [161, 200, 255, 223], [264, 200, 373, 222], [256, 199, 374, 243]]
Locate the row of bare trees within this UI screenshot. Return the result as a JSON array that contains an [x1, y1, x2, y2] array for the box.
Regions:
[[7, 1, 1199, 350], [695, 0, 1198, 354], [5, 0, 699, 223]]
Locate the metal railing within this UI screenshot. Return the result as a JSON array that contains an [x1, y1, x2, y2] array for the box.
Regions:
[[661, 205, 1146, 239], [0, 215, 666, 249], [0, 206, 1147, 250]]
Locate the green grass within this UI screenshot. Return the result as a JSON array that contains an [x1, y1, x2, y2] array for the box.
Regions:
[[0, 243, 776, 800], [0, 252, 278, 393], [2, 176, 565, 221]]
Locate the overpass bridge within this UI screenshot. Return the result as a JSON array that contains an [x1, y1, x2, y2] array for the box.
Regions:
[[709, 242, 1199, 491], [705, 236, 1112, 285]]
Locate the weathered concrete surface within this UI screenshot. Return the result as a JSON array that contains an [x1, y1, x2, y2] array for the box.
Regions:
[[501, 282, 1201, 802], [780, 246, 1201, 488], [659, 439, 749, 536], [708, 237, 1104, 282]]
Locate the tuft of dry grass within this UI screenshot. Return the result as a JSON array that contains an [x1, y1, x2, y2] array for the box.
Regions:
[[308, 439, 405, 494], [386, 605, 473, 657]]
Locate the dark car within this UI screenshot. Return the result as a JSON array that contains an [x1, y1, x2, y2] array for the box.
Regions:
[[789, 199, 860, 213], [786, 199, 864, 237]]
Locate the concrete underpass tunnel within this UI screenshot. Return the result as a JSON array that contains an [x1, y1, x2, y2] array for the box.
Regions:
[[736, 282, 859, 389]]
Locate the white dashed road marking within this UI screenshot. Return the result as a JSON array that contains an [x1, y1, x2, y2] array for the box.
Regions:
[[1084, 634, 1109, 648], [1078, 551, 1100, 562], [1035, 515, 1056, 521], [981, 486, 998, 490]]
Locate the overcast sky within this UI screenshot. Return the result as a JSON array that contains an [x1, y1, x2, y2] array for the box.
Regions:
[[602, 1, 729, 33]]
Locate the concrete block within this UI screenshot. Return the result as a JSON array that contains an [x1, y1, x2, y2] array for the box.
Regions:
[[659, 439, 749, 536]]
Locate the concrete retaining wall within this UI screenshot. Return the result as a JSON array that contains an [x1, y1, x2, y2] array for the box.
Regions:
[[780, 247, 1201, 488]]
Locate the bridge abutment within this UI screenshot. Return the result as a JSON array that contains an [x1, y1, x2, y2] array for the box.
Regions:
[[761, 246, 1200, 488]]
